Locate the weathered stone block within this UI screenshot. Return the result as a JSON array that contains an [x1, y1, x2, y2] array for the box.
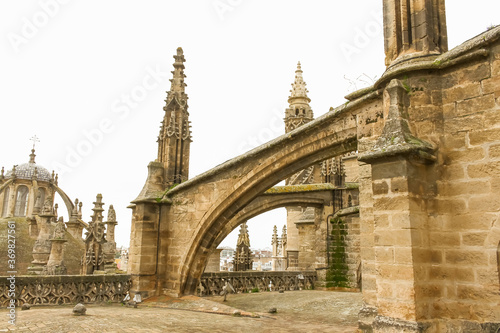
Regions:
[[442, 83, 481, 105], [372, 181, 389, 195], [482, 75, 500, 97], [445, 250, 489, 266], [375, 247, 394, 263], [467, 161, 500, 178], [445, 213, 497, 231], [437, 179, 490, 196], [429, 232, 460, 247], [461, 232, 488, 247], [441, 164, 465, 181], [390, 177, 408, 193], [456, 94, 496, 117], [428, 266, 474, 282], [393, 247, 413, 264], [468, 195, 500, 212], [374, 195, 411, 211], [377, 264, 415, 280], [436, 198, 467, 214], [442, 132, 466, 150], [444, 114, 484, 134]]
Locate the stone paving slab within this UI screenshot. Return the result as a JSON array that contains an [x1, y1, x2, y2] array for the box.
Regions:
[[0, 291, 362, 332]]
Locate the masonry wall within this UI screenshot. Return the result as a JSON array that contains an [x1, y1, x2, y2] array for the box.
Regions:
[[367, 40, 500, 329], [421, 42, 500, 326], [356, 99, 385, 314]]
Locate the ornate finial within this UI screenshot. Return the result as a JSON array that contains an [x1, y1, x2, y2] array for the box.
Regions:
[[51, 170, 55, 182], [288, 61, 310, 101], [1, 167, 4, 179], [237, 222, 250, 247], [54, 203, 58, 217], [91, 194, 105, 222], [78, 201, 83, 217], [28, 135, 39, 164], [271, 225, 278, 245], [55, 174, 58, 185], [30, 135, 40, 150]]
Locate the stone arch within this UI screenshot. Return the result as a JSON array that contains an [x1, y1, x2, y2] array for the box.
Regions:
[[174, 113, 358, 294], [51, 184, 75, 218], [213, 194, 329, 250]]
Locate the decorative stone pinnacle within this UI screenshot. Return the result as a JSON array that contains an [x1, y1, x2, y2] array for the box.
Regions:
[[288, 61, 311, 103], [91, 193, 105, 222], [237, 222, 250, 247]]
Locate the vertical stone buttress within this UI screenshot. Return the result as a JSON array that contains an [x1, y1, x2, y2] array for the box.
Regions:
[[129, 48, 192, 299], [157, 47, 192, 186], [383, 0, 447, 67]]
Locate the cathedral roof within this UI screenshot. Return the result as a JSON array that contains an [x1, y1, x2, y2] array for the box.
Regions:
[[4, 149, 52, 182]]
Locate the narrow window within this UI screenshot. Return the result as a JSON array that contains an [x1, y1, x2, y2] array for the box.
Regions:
[[14, 185, 29, 217]]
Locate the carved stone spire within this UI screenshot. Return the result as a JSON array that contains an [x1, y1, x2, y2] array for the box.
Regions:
[[157, 47, 192, 186], [289, 62, 310, 101], [383, 0, 448, 67], [236, 222, 250, 247], [234, 222, 252, 271], [285, 62, 314, 133]]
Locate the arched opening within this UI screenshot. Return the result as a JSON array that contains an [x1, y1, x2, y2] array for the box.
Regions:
[[14, 185, 29, 217], [295, 108, 299, 115], [217, 208, 287, 272], [1, 187, 10, 217]]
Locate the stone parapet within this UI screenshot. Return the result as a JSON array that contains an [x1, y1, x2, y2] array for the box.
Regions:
[[0, 274, 131, 306]]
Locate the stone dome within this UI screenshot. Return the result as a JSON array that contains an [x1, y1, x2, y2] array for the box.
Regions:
[[5, 162, 52, 182], [4, 149, 52, 182]]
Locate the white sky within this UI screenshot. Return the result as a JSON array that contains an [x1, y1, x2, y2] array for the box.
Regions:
[[0, 1, 498, 249]]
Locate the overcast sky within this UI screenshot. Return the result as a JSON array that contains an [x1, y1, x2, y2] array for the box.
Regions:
[[1, 1, 498, 250]]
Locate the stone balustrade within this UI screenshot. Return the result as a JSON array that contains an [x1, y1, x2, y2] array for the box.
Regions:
[[199, 270, 316, 296], [0, 274, 131, 306]]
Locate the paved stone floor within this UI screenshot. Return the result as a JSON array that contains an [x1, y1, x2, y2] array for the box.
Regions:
[[0, 290, 363, 332]]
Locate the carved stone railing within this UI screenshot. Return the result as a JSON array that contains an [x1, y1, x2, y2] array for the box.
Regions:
[[199, 271, 317, 296], [0, 274, 131, 306]]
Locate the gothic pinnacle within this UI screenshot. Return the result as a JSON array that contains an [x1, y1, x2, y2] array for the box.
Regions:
[[288, 61, 310, 103], [166, 47, 187, 103]]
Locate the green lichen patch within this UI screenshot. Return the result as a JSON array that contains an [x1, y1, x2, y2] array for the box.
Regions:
[[326, 217, 349, 288]]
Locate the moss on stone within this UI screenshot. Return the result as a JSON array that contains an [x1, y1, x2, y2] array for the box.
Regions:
[[326, 217, 350, 288], [0, 217, 85, 275]]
